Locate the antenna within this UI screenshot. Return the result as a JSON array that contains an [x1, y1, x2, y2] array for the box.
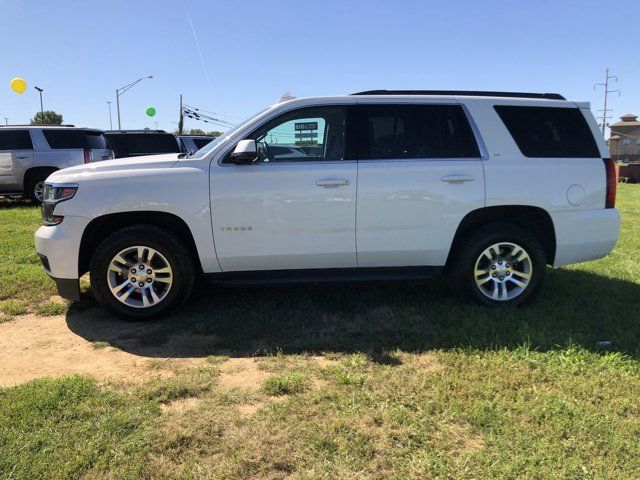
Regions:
[[594, 68, 620, 136], [277, 91, 296, 104]]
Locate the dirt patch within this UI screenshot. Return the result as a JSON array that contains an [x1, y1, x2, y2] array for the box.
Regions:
[[0, 313, 206, 387], [218, 358, 271, 390]]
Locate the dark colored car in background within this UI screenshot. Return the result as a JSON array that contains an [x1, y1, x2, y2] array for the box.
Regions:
[[178, 135, 216, 153], [104, 130, 182, 158]]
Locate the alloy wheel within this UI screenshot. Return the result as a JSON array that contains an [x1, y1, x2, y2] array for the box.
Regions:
[[473, 242, 532, 301], [106, 246, 173, 308]]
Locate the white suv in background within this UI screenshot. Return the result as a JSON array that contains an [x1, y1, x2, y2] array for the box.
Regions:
[[35, 90, 620, 320], [0, 126, 113, 203]]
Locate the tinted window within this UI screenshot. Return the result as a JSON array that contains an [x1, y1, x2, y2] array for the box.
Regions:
[[105, 133, 181, 157], [193, 138, 213, 149], [84, 131, 108, 149], [42, 129, 108, 149], [0, 130, 32, 150], [358, 104, 480, 159], [230, 106, 349, 163], [494, 106, 600, 158]]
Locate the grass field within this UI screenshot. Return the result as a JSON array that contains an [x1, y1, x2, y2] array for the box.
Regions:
[[1, 185, 639, 479]]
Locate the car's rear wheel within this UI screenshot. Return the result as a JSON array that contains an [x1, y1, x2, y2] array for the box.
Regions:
[[90, 225, 195, 320], [25, 170, 55, 204], [452, 224, 546, 307]]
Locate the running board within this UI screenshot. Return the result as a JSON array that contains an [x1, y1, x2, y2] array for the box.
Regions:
[[203, 266, 444, 286]]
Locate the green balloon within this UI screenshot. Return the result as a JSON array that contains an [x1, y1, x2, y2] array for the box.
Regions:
[[146, 107, 156, 117]]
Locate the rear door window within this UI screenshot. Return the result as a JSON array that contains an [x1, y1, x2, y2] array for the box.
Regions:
[[357, 104, 480, 159], [42, 129, 108, 149], [494, 106, 600, 158], [0, 130, 33, 150]]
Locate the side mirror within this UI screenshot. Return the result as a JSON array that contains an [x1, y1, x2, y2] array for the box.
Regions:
[[230, 139, 258, 164]]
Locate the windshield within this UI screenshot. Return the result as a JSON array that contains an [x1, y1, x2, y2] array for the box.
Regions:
[[192, 107, 272, 158]]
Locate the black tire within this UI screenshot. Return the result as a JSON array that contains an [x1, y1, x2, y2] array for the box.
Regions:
[[451, 223, 546, 307], [90, 225, 196, 321], [25, 169, 55, 204]]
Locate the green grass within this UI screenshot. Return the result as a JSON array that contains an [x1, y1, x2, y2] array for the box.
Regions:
[[262, 372, 309, 395], [0, 376, 159, 479], [35, 299, 67, 316], [0, 199, 59, 313], [1, 185, 639, 478]]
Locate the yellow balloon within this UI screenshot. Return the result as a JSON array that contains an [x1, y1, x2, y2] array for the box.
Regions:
[[10, 77, 27, 94]]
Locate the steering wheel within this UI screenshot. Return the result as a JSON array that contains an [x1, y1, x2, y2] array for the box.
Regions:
[[257, 141, 275, 163]]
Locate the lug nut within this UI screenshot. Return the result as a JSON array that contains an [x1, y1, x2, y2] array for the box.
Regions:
[[506, 263, 510, 268], [147, 269, 152, 274], [491, 265, 496, 270], [147, 278, 152, 283], [139, 265, 144, 270], [139, 282, 144, 287], [498, 260, 503, 265], [506, 271, 511, 276], [492, 273, 497, 278], [131, 277, 136, 283], [131, 268, 136, 274]]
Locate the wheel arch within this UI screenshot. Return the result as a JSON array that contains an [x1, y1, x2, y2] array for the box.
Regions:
[[23, 166, 58, 188], [78, 211, 203, 276], [446, 205, 556, 265]]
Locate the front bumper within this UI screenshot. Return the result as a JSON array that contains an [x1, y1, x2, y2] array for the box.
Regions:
[[35, 215, 89, 301], [51, 277, 81, 301]]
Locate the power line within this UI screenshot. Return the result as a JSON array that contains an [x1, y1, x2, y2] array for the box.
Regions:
[[594, 68, 620, 135]]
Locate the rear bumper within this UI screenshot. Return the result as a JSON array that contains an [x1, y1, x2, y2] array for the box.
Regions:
[[551, 208, 621, 267]]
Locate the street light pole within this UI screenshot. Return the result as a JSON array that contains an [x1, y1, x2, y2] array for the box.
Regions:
[[107, 101, 113, 130], [3, 117, 8, 125], [115, 75, 153, 129], [34, 86, 44, 123]]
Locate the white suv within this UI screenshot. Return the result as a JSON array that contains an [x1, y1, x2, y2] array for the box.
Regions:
[[35, 91, 621, 319], [0, 126, 113, 203]]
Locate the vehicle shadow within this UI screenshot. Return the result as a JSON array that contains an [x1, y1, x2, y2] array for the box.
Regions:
[[65, 266, 640, 361], [0, 198, 33, 210]]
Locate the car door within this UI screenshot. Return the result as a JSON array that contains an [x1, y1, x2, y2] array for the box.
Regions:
[[355, 101, 486, 267], [0, 129, 34, 192], [210, 104, 358, 271]]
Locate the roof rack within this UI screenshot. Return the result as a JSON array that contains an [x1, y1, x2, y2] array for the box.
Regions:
[[351, 90, 566, 100]]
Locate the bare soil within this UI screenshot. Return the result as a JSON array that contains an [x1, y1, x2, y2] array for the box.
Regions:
[[0, 312, 208, 387]]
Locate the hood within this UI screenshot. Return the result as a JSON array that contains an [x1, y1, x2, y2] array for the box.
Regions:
[[47, 153, 181, 183]]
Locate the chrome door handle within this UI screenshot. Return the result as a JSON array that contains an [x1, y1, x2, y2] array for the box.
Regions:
[[315, 179, 350, 187], [17, 156, 29, 159], [441, 175, 474, 183]]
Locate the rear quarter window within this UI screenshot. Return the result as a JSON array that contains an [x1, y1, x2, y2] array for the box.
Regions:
[[494, 106, 600, 158], [0, 130, 33, 150], [42, 130, 108, 149]]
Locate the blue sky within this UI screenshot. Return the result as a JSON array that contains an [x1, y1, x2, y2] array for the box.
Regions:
[[1, 0, 639, 137]]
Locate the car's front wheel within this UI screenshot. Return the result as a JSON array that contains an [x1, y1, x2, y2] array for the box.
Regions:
[[90, 225, 196, 320], [452, 224, 546, 307]]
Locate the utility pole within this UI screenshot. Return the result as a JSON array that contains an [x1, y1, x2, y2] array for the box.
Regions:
[[34, 86, 44, 123], [178, 94, 184, 135], [3, 117, 8, 125], [594, 68, 620, 136], [107, 101, 113, 130]]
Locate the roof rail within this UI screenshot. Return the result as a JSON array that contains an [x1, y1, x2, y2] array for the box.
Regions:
[[105, 129, 168, 134], [351, 90, 566, 100], [0, 124, 77, 127]]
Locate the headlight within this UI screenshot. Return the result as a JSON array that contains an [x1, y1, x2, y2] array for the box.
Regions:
[[42, 184, 78, 226]]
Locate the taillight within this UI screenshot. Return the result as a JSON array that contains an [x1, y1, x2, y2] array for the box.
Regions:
[[84, 148, 92, 163], [603, 158, 616, 209]]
